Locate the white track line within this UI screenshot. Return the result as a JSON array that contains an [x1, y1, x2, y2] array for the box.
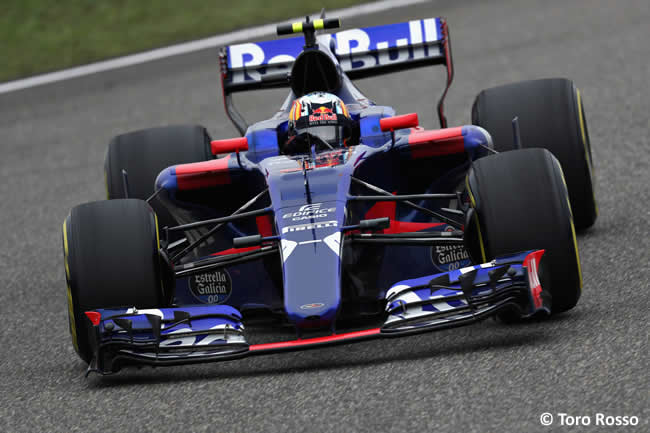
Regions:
[[0, 0, 430, 94]]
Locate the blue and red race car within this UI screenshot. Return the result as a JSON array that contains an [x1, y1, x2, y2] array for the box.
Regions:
[[62, 15, 597, 375]]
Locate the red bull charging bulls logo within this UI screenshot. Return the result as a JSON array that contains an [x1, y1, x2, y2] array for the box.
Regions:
[[309, 106, 337, 122]]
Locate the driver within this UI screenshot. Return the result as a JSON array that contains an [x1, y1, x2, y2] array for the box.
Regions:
[[284, 92, 355, 154]]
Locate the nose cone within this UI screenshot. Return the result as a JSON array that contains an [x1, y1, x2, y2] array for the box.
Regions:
[[278, 206, 343, 331], [282, 235, 341, 329], [263, 155, 356, 332]]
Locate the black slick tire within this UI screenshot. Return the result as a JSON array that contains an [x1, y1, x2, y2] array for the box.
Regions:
[[472, 78, 597, 230], [105, 124, 212, 200], [465, 148, 582, 314], [62, 199, 165, 363]]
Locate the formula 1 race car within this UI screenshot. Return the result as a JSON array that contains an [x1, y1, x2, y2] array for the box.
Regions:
[[62, 15, 597, 375]]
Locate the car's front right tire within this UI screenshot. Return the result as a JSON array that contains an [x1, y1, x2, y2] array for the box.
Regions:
[[464, 148, 582, 314], [472, 78, 597, 230]]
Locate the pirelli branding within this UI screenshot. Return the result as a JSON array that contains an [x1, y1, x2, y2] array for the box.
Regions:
[[282, 220, 337, 234]]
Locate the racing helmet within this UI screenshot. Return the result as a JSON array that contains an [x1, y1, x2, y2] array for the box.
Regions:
[[286, 92, 352, 153]]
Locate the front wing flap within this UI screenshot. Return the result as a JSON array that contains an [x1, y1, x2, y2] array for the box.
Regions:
[[84, 305, 248, 375], [382, 249, 551, 333], [84, 250, 549, 375]]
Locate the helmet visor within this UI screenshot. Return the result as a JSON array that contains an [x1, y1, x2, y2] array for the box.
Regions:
[[295, 125, 345, 148]]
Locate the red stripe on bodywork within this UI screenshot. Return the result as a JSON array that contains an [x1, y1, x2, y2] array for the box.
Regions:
[[380, 113, 419, 132], [211, 246, 261, 256], [249, 328, 381, 351], [408, 126, 464, 158], [175, 155, 231, 190], [364, 200, 444, 233], [210, 137, 248, 155], [385, 221, 444, 234], [256, 215, 274, 237], [364, 201, 396, 220]]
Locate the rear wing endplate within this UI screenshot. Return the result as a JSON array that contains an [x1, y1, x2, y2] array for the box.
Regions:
[[219, 17, 453, 135]]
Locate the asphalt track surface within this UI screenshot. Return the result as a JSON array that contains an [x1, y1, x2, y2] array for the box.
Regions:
[[1, 1, 648, 432]]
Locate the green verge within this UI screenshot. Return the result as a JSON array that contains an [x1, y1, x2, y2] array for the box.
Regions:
[[1, 0, 370, 83]]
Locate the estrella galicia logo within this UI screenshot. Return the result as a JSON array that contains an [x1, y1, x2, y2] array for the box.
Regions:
[[189, 270, 232, 304], [430, 226, 471, 272]]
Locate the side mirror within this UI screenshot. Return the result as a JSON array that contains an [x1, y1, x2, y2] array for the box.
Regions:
[[358, 217, 391, 231], [211, 137, 249, 155], [379, 113, 419, 132]]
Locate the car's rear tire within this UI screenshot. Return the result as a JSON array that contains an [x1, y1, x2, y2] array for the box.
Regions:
[[62, 199, 166, 363], [472, 78, 597, 230], [104, 124, 213, 226], [464, 148, 582, 314]]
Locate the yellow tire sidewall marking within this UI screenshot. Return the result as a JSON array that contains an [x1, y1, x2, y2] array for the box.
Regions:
[[576, 87, 598, 216], [63, 219, 79, 352], [555, 159, 583, 290], [465, 177, 487, 263]]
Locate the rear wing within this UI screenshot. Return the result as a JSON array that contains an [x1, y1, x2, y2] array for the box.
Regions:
[[219, 17, 453, 135]]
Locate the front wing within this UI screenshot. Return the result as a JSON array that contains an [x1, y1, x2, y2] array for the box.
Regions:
[[83, 250, 549, 375]]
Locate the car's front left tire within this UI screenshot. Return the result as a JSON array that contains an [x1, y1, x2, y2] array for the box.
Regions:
[[62, 199, 167, 363]]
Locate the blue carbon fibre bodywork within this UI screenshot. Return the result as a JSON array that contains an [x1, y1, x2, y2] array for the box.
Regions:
[[92, 305, 244, 345], [383, 250, 551, 331], [388, 250, 535, 294], [260, 148, 360, 328], [461, 125, 493, 158], [246, 127, 280, 160], [85, 306, 247, 374], [155, 166, 178, 191]]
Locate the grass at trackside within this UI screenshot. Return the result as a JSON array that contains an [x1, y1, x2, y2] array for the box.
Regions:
[[1, 0, 371, 83]]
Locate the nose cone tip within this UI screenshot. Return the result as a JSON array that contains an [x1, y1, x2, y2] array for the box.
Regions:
[[288, 304, 338, 330]]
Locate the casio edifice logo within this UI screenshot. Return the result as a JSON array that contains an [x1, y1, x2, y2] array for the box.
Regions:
[[282, 203, 337, 221], [299, 203, 322, 212]]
